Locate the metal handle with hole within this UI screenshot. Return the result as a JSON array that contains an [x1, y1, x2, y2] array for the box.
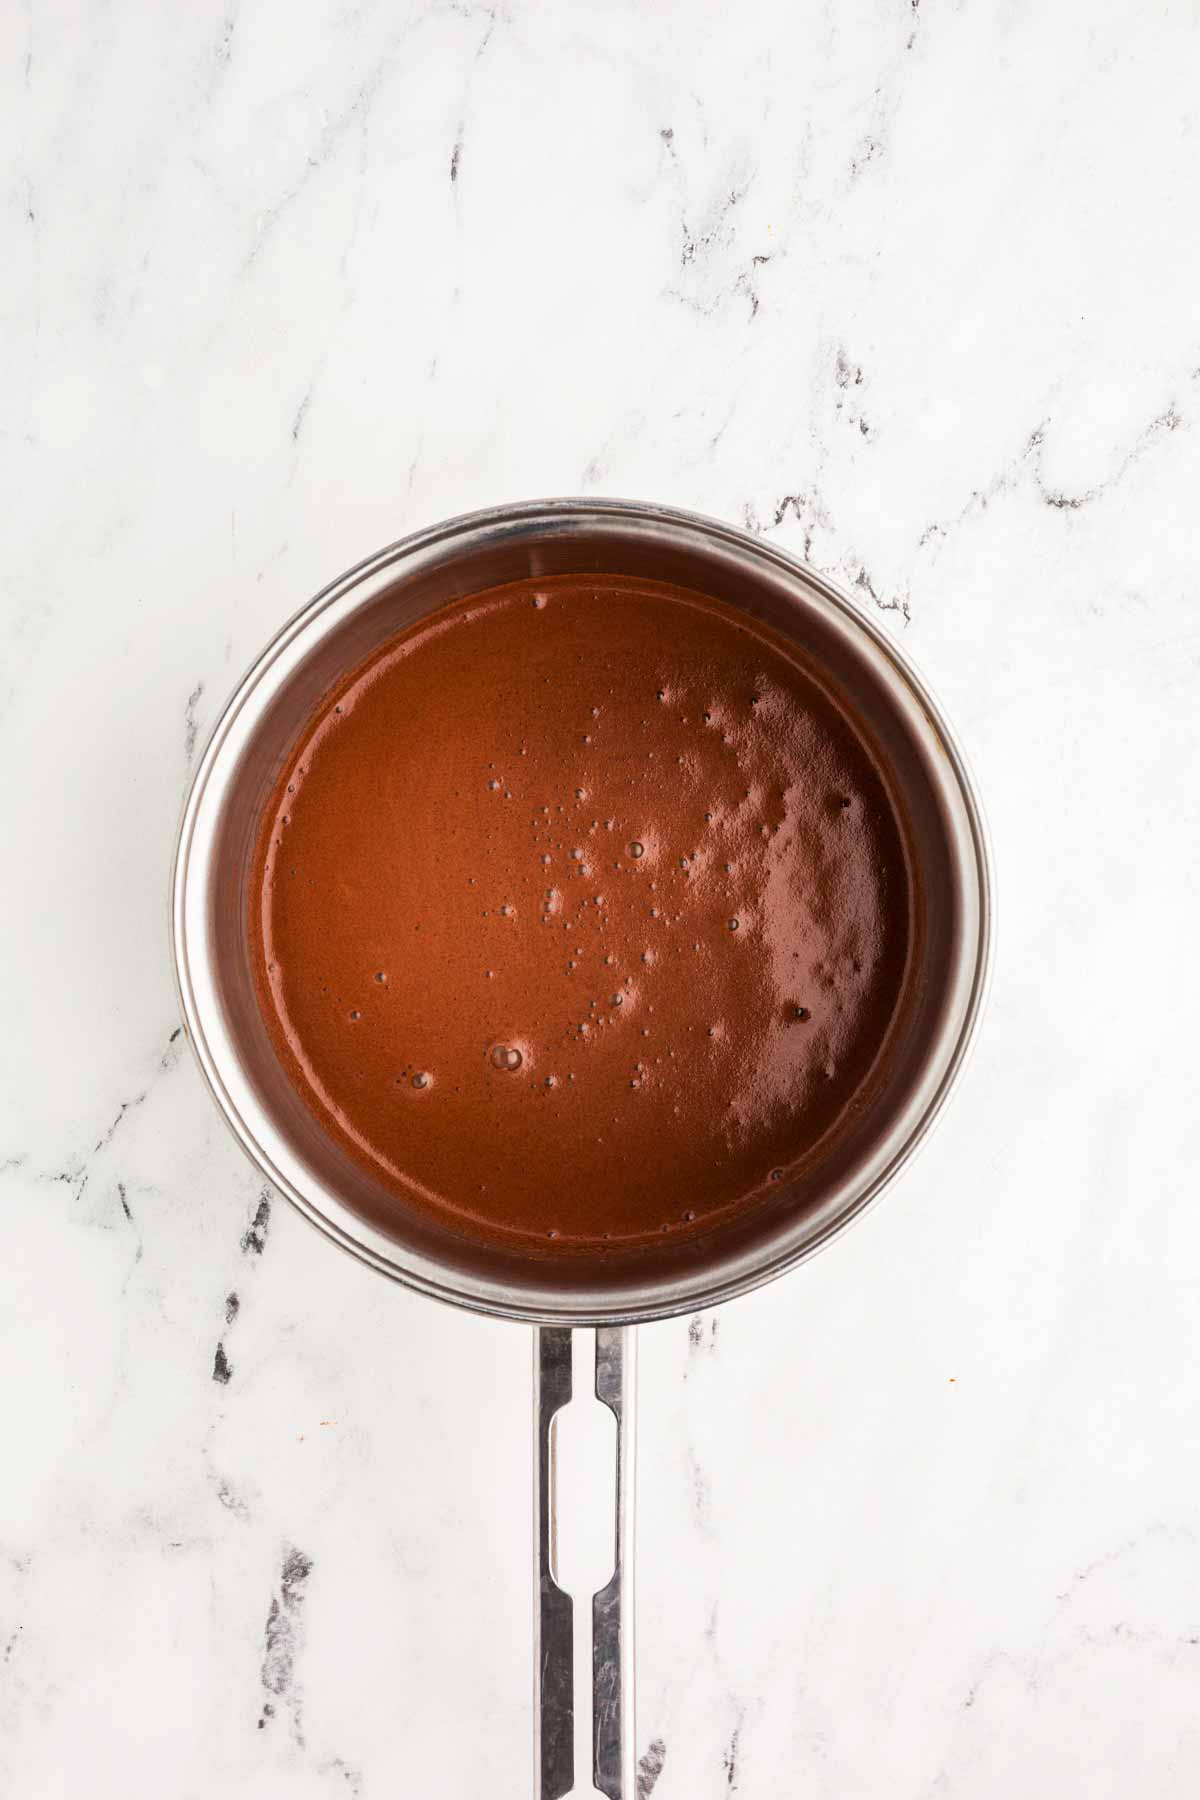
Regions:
[[534, 1326, 636, 1798]]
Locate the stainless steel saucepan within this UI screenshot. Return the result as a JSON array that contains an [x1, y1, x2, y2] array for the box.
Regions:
[[171, 498, 992, 1797]]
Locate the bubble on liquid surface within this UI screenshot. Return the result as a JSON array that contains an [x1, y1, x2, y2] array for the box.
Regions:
[[411, 1072, 430, 1090], [491, 1044, 523, 1072], [628, 841, 644, 859]]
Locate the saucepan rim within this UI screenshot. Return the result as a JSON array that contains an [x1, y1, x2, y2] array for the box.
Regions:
[[170, 497, 994, 1324]]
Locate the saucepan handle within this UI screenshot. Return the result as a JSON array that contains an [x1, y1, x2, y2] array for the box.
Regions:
[[534, 1325, 637, 1798]]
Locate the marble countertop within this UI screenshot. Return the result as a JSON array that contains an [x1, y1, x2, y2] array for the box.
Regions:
[[5, 3, 1200, 1794]]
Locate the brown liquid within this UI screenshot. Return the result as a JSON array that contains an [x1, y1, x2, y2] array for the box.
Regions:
[[249, 575, 913, 1252]]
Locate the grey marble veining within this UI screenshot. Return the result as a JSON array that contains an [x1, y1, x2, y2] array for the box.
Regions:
[[3, 1, 1200, 1794]]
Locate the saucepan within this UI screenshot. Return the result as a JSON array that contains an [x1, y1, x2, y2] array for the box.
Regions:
[[170, 498, 992, 1796]]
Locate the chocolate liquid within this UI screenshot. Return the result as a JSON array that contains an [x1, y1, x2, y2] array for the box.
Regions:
[[250, 575, 913, 1252]]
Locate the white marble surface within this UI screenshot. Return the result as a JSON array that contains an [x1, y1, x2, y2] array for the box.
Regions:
[[4, 1, 1200, 1794]]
